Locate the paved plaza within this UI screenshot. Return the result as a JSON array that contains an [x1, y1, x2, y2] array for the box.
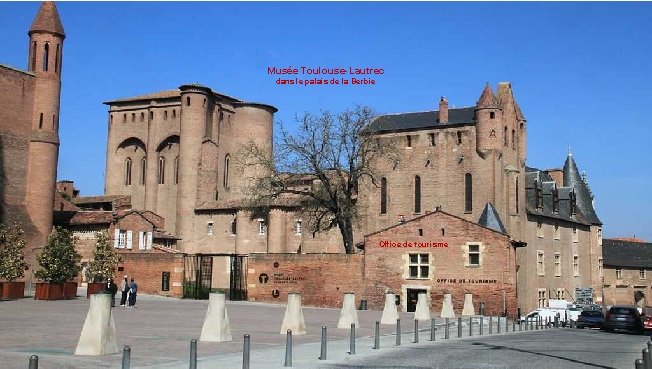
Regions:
[[1, 289, 541, 369]]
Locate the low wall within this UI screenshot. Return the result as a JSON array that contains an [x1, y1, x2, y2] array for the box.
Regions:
[[247, 253, 364, 308], [119, 253, 184, 298]]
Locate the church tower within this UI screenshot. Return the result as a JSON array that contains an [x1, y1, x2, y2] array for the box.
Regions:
[[25, 1, 65, 247]]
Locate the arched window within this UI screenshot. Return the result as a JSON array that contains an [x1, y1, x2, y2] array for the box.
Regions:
[[464, 173, 472, 212], [158, 156, 166, 184], [223, 154, 230, 188], [174, 156, 179, 184], [124, 158, 132, 186], [43, 43, 49, 71], [30, 41, 37, 71], [380, 177, 387, 214], [123, 113, 126, 123], [38, 113, 43, 129], [131, 113, 135, 122], [503, 126, 508, 146], [512, 129, 516, 149], [414, 175, 421, 213], [140, 158, 147, 185], [55, 44, 60, 73], [164, 110, 168, 120], [140, 112, 144, 122], [172, 109, 177, 119], [515, 177, 519, 214], [149, 111, 153, 120]]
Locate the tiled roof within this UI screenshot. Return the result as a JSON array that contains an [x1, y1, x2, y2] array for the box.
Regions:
[[103, 90, 180, 104], [363, 107, 476, 134], [54, 211, 114, 225], [72, 195, 128, 205], [29, 2, 65, 37], [610, 237, 648, 243], [603, 239, 652, 268]]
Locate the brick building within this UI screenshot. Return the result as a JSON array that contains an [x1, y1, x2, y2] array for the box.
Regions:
[[358, 83, 602, 313], [602, 238, 652, 306], [0, 2, 64, 270]]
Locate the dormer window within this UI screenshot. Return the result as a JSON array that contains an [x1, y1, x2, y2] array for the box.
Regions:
[[552, 187, 559, 213], [535, 181, 543, 209]]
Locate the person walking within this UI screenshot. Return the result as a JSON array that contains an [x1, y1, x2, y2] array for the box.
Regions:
[[106, 278, 118, 307], [128, 278, 138, 308], [119, 276, 129, 306]]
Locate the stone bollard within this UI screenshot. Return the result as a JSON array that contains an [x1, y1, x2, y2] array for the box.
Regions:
[[414, 293, 431, 321], [636, 358, 645, 369], [646, 342, 652, 369], [338, 293, 360, 329], [440, 293, 455, 319], [462, 293, 475, 316], [280, 293, 306, 335], [381, 293, 399, 324], [200, 293, 232, 342], [75, 293, 119, 355]]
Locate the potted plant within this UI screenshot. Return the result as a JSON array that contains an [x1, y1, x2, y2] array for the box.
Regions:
[[87, 231, 121, 298], [34, 227, 81, 300], [0, 224, 29, 300]]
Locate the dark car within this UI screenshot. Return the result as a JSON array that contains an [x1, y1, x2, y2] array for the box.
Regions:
[[640, 307, 652, 332], [603, 305, 644, 334], [576, 310, 604, 329]]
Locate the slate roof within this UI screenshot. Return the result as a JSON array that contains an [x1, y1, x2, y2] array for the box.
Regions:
[[478, 203, 507, 234], [603, 239, 652, 268], [363, 107, 476, 134], [72, 195, 128, 205], [29, 2, 65, 37]]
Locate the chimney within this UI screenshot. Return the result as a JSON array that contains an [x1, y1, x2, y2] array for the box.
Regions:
[[439, 97, 448, 124]]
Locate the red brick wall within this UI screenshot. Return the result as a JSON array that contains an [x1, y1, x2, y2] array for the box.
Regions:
[[119, 253, 184, 298], [247, 253, 364, 308]]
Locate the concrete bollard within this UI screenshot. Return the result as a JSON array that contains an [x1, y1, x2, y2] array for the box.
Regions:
[[122, 346, 131, 369], [285, 330, 292, 367], [338, 293, 360, 329], [462, 293, 475, 316], [319, 326, 327, 360], [636, 358, 645, 369], [75, 293, 119, 355], [189, 339, 197, 369], [396, 319, 401, 346], [281, 293, 307, 335], [414, 319, 419, 343], [373, 321, 380, 349], [430, 318, 436, 341], [381, 293, 399, 324], [489, 317, 493, 334], [414, 293, 431, 321], [243, 334, 250, 369], [445, 318, 450, 339], [28, 355, 38, 369], [349, 323, 356, 355], [480, 316, 484, 335], [457, 317, 462, 338], [440, 293, 455, 319], [200, 293, 232, 342]]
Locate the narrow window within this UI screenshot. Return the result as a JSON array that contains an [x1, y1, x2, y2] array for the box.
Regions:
[[149, 111, 153, 120], [555, 253, 561, 276], [174, 156, 179, 184], [223, 155, 230, 188], [205, 114, 212, 138], [468, 245, 480, 266], [418, 228, 423, 236], [640, 269, 646, 280], [140, 112, 144, 122], [39, 113, 43, 129], [30, 41, 37, 71], [158, 156, 166, 184], [536, 181, 543, 209], [380, 177, 387, 214], [428, 133, 435, 147], [573, 255, 579, 277], [511, 129, 516, 149], [414, 175, 421, 213], [140, 158, 147, 185], [572, 226, 578, 243], [441, 228, 445, 236], [537, 250, 545, 276], [110, 114, 113, 124], [464, 173, 472, 212], [52, 115, 57, 131], [598, 258, 603, 278], [554, 224, 560, 240], [131, 113, 135, 122], [43, 43, 49, 71], [172, 109, 177, 119], [164, 110, 168, 120], [124, 158, 132, 186], [230, 219, 237, 235], [203, 98, 206, 108], [552, 188, 559, 213], [570, 190, 577, 215], [616, 268, 622, 279], [515, 177, 519, 214], [295, 220, 302, 235], [207, 222, 214, 236], [55, 44, 60, 73], [187, 96, 191, 106], [406, 135, 412, 148], [123, 113, 126, 123], [490, 111, 495, 119], [456, 131, 462, 145], [503, 126, 508, 146], [536, 221, 543, 238], [258, 219, 266, 235]]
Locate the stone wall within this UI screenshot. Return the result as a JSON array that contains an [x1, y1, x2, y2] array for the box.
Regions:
[[119, 252, 185, 298]]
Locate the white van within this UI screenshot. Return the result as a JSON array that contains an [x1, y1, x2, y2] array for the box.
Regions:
[[519, 308, 566, 324]]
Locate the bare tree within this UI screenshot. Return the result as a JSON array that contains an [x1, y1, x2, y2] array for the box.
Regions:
[[238, 105, 395, 254]]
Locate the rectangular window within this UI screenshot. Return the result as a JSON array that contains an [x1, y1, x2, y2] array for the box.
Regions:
[[640, 269, 646, 280], [230, 219, 237, 235], [598, 257, 603, 278], [536, 221, 544, 238], [295, 220, 302, 235], [428, 133, 435, 146], [598, 228, 603, 246], [616, 268, 622, 279], [258, 219, 266, 235], [406, 135, 412, 148], [537, 251, 545, 276], [554, 252, 561, 277], [118, 230, 127, 249], [573, 255, 579, 277], [207, 222, 214, 236], [408, 253, 430, 279], [538, 289, 547, 308], [572, 227, 578, 243], [556, 288, 564, 300], [468, 244, 480, 266], [554, 224, 560, 240]]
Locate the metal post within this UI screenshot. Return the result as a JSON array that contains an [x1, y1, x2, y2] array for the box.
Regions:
[[497, 317, 501, 333], [349, 323, 356, 355], [243, 334, 250, 369], [444, 318, 450, 339], [480, 316, 484, 335], [430, 318, 436, 341], [28, 355, 38, 369], [469, 317, 473, 336], [536, 317, 540, 330], [530, 318, 534, 331], [319, 326, 327, 360], [122, 346, 131, 369], [457, 317, 462, 338], [636, 359, 645, 369], [189, 339, 197, 369], [646, 341, 652, 369], [643, 348, 650, 369], [373, 321, 380, 349], [512, 318, 516, 332], [414, 319, 419, 343], [396, 319, 401, 346], [489, 316, 493, 334], [285, 330, 292, 367]]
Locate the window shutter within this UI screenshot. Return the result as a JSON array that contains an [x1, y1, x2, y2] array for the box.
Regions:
[[126, 230, 133, 249], [138, 231, 145, 250], [114, 229, 120, 248], [146, 232, 152, 250]]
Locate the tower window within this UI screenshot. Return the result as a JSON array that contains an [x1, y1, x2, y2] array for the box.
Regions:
[[456, 131, 462, 145], [52, 115, 57, 131], [207, 222, 214, 236], [124, 158, 132, 186], [172, 109, 177, 119], [30, 41, 37, 71], [131, 113, 135, 122], [158, 156, 165, 184], [123, 114, 127, 123], [223, 154, 230, 188], [503, 126, 508, 146], [570, 190, 577, 215], [295, 220, 302, 235], [380, 177, 387, 214], [174, 156, 179, 184], [39, 113, 43, 129], [490, 111, 495, 119], [258, 219, 266, 235], [464, 173, 472, 212], [231, 218, 237, 235], [164, 110, 168, 120], [140, 112, 144, 122], [511, 129, 516, 149], [406, 135, 412, 148], [515, 177, 519, 214], [43, 43, 49, 71], [187, 97, 191, 106], [140, 158, 146, 185], [149, 111, 154, 120], [203, 98, 207, 108], [55, 44, 60, 73], [414, 175, 421, 213], [428, 133, 435, 147], [110, 115, 113, 124]]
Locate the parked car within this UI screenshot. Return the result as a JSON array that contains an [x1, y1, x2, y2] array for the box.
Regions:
[[640, 307, 652, 332], [603, 305, 644, 334], [576, 310, 604, 329]]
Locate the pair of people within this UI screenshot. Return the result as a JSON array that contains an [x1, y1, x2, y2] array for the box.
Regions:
[[119, 276, 138, 308]]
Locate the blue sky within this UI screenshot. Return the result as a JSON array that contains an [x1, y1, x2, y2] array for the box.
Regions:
[[1, 2, 651, 240]]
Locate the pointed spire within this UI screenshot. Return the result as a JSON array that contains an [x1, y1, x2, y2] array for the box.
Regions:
[[29, 2, 65, 38], [476, 83, 498, 108], [563, 152, 601, 225]]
